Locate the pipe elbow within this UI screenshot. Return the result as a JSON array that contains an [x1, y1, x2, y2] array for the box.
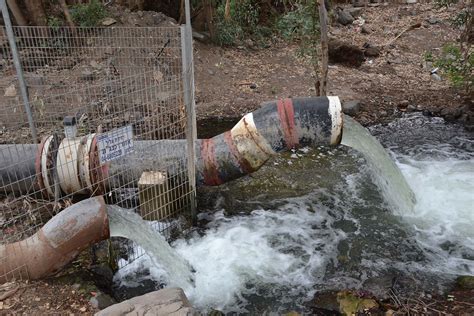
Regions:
[[197, 96, 343, 185], [0, 197, 109, 283]]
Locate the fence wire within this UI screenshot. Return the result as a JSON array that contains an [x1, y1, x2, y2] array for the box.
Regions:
[[0, 25, 196, 282]]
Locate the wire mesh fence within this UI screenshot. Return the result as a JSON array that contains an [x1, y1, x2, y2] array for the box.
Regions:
[[0, 24, 196, 282]]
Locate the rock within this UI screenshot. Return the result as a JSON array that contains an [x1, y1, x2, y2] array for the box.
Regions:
[[352, 0, 367, 7], [101, 18, 117, 26], [311, 291, 340, 313], [361, 25, 372, 34], [406, 0, 417, 3], [81, 70, 95, 81], [4, 84, 16, 97], [207, 69, 215, 76], [89, 265, 114, 292], [399, 100, 410, 108], [244, 39, 255, 49], [346, 7, 364, 18], [192, 31, 210, 43], [387, 57, 403, 64], [337, 291, 379, 315], [343, 100, 361, 115], [456, 276, 474, 289], [337, 9, 354, 26], [329, 38, 365, 67], [95, 288, 196, 316], [90, 292, 115, 310], [363, 43, 381, 57], [427, 17, 441, 25]]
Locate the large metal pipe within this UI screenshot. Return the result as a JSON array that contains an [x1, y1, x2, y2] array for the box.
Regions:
[[0, 197, 109, 283], [0, 96, 342, 195]]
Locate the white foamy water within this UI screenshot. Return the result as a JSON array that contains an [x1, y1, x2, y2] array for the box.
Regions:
[[115, 200, 348, 312], [114, 114, 473, 313], [396, 157, 474, 273]]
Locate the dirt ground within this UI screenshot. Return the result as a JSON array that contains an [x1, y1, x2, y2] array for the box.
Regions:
[[194, 2, 471, 128], [1, 2, 473, 315], [0, 280, 97, 315]]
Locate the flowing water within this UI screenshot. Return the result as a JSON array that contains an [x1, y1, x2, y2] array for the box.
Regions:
[[341, 115, 417, 213], [107, 205, 194, 289], [113, 113, 473, 313]]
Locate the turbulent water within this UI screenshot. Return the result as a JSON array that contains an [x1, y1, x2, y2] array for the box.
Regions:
[[341, 115, 416, 213], [107, 205, 195, 288], [114, 113, 473, 313]]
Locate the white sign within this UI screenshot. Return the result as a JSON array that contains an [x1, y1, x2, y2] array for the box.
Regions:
[[97, 125, 134, 163]]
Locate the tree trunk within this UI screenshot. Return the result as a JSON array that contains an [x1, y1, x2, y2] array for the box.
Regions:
[[178, 0, 185, 24], [24, 0, 47, 26], [224, 0, 231, 21], [318, 0, 329, 96], [6, 0, 27, 26], [312, 2, 320, 95], [204, 0, 215, 38], [59, 0, 75, 28]]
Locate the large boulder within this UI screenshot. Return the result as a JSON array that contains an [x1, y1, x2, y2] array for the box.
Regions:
[[96, 288, 196, 316]]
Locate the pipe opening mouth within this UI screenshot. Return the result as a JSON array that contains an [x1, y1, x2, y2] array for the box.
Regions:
[[328, 96, 344, 146]]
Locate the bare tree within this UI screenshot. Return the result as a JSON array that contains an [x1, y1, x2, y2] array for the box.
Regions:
[[318, 0, 329, 96], [24, 0, 47, 26], [6, 0, 27, 26]]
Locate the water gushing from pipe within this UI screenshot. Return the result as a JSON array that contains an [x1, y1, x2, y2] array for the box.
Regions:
[[107, 205, 195, 289], [341, 115, 416, 213]]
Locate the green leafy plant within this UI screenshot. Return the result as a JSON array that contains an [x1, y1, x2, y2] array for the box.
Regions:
[[435, 44, 473, 91], [213, 0, 264, 46], [47, 16, 63, 30], [423, 51, 434, 62], [434, 0, 459, 8], [70, 0, 107, 27], [276, 2, 314, 41]]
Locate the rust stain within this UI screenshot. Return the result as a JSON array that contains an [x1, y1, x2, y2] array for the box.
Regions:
[[201, 139, 222, 185], [242, 117, 274, 157], [223, 131, 255, 173], [277, 99, 299, 149]]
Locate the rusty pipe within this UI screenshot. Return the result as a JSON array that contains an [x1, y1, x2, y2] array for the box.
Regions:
[[1, 96, 342, 194], [108, 96, 343, 186], [0, 196, 109, 283]]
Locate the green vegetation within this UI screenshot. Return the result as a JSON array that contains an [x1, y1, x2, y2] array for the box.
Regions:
[[423, 51, 434, 62], [435, 44, 473, 91], [47, 16, 63, 30], [213, 0, 268, 46], [70, 0, 107, 27], [433, 0, 459, 8], [276, 2, 314, 41]]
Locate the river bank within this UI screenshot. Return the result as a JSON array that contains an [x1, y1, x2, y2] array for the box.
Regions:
[[194, 2, 472, 130]]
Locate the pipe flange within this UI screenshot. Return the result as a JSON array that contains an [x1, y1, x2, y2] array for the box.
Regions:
[[57, 138, 84, 195], [38, 135, 60, 198], [89, 136, 106, 195]]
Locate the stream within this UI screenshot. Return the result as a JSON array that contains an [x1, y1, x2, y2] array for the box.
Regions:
[[111, 113, 473, 313]]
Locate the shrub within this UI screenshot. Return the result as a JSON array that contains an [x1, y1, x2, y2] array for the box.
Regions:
[[435, 44, 473, 91], [213, 0, 262, 46], [276, 2, 314, 41], [70, 0, 107, 27]]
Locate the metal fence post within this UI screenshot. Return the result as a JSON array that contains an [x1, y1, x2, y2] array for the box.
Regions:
[[181, 0, 197, 223], [0, 0, 38, 143]]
